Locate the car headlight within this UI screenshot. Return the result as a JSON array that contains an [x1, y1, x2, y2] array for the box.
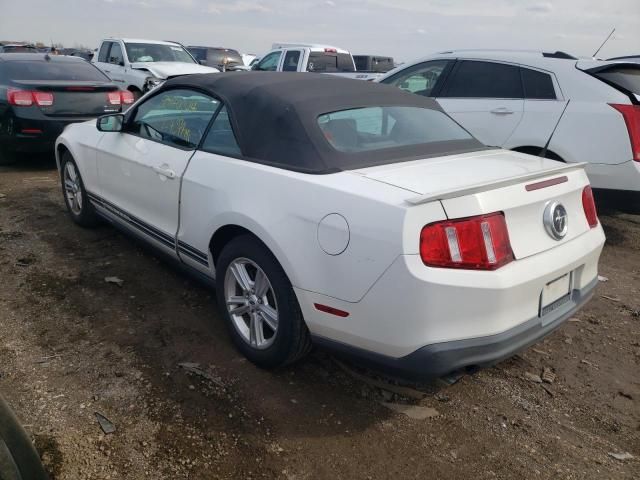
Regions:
[[144, 77, 164, 92]]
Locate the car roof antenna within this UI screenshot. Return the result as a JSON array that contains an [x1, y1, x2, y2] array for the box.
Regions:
[[540, 99, 570, 159], [592, 28, 615, 58]]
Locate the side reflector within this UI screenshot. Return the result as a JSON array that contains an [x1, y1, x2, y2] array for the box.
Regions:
[[314, 303, 349, 317]]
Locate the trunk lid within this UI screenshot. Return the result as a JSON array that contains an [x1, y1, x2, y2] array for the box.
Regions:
[[354, 150, 593, 259], [11, 80, 120, 117]]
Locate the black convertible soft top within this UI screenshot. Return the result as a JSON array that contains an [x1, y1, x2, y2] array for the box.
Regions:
[[163, 72, 484, 173]]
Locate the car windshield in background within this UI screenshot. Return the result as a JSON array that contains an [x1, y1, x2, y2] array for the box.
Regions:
[[187, 47, 206, 62], [3, 60, 110, 81], [318, 106, 472, 153], [307, 52, 354, 73], [124, 43, 196, 63], [211, 49, 243, 64]]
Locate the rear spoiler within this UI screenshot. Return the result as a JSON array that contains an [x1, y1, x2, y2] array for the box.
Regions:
[[405, 162, 587, 206]]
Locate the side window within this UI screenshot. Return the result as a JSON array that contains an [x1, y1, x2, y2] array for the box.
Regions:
[[442, 60, 523, 99], [130, 89, 219, 149], [98, 42, 111, 63], [108, 42, 124, 66], [254, 51, 282, 71], [522, 68, 556, 99], [282, 50, 301, 72], [382, 60, 450, 97], [200, 106, 241, 156]]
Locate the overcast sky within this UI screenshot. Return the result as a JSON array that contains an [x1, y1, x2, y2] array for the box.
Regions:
[[1, 0, 638, 61]]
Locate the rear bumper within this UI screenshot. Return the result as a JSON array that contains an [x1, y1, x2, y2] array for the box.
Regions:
[[3, 116, 92, 154], [297, 225, 604, 379], [585, 160, 640, 192], [313, 277, 597, 380]]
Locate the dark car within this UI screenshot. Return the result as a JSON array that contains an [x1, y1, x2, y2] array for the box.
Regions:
[[187, 46, 245, 71], [353, 55, 395, 73], [0, 44, 37, 54], [0, 53, 133, 165]]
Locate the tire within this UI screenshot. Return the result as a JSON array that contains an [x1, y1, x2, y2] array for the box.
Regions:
[[0, 396, 48, 480], [60, 152, 100, 227], [216, 235, 312, 368], [0, 148, 17, 166], [129, 87, 142, 101]]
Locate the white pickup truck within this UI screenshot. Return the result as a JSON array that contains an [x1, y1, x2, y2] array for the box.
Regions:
[[92, 38, 219, 99], [252, 43, 381, 81]]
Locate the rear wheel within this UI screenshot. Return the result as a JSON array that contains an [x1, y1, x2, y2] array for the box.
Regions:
[[216, 235, 312, 368], [129, 87, 142, 101], [60, 152, 100, 227]]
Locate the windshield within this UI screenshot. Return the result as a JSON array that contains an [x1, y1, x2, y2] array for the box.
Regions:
[[318, 106, 472, 153], [124, 43, 196, 64], [307, 52, 355, 73]]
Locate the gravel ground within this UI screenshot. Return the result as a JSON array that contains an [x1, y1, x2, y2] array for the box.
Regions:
[[0, 157, 638, 479]]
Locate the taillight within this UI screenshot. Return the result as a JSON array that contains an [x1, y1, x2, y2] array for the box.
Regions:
[[610, 104, 640, 162], [120, 90, 135, 105], [107, 91, 122, 105], [420, 212, 514, 270], [108, 91, 135, 106], [33, 91, 53, 106], [7, 88, 34, 106], [582, 186, 598, 228], [7, 89, 54, 107]]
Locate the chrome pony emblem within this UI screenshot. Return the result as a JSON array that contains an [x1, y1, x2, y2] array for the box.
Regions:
[[543, 201, 568, 240]]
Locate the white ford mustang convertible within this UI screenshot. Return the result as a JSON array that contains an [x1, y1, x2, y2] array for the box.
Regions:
[[55, 72, 605, 379]]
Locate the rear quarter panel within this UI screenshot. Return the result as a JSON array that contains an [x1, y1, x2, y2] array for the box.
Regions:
[[178, 151, 440, 302], [549, 69, 633, 168]]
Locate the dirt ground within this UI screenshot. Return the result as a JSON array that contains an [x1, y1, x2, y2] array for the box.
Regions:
[[0, 156, 638, 480]]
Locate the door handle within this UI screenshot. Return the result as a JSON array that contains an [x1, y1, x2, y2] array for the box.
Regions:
[[153, 165, 176, 179], [490, 107, 514, 115]]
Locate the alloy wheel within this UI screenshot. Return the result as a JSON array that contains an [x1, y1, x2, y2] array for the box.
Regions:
[[224, 257, 279, 350], [63, 161, 82, 215]]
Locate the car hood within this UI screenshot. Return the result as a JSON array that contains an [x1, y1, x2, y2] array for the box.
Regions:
[[130, 61, 219, 78], [352, 149, 568, 195]]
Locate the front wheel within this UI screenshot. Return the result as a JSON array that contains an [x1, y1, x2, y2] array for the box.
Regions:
[[216, 235, 312, 368], [60, 152, 100, 227]]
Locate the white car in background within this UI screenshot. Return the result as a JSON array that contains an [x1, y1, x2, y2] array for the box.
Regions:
[[253, 43, 381, 81], [55, 72, 604, 379], [378, 50, 640, 193], [93, 38, 219, 99]]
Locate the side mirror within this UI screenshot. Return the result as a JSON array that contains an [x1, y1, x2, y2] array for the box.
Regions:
[[97, 114, 124, 132], [199, 59, 207, 65]]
